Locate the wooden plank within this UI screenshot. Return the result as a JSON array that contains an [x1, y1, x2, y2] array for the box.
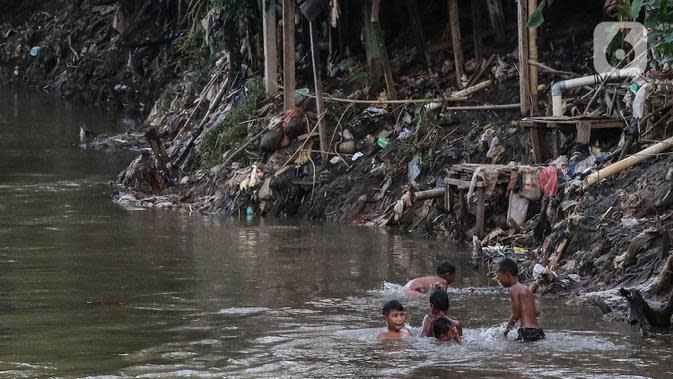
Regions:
[[576, 120, 592, 145], [521, 118, 625, 129], [517, 0, 530, 116], [282, 0, 296, 111], [471, 0, 483, 62], [448, 0, 464, 88], [263, 0, 278, 95], [459, 189, 467, 217], [550, 127, 559, 158], [476, 187, 485, 239], [445, 182, 454, 213], [529, 127, 544, 163], [445, 177, 483, 189]]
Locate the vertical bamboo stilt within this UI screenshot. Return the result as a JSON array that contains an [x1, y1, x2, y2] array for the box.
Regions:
[[471, 0, 483, 62], [486, 0, 506, 44], [517, 0, 531, 116], [528, 0, 538, 114], [476, 187, 485, 239], [308, 21, 327, 164], [448, 0, 464, 88], [406, 0, 427, 65], [363, 0, 396, 99], [263, 0, 278, 95], [282, 0, 296, 111]]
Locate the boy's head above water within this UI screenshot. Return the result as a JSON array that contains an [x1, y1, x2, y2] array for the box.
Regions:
[[429, 289, 449, 313], [437, 261, 456, 285], [381, 300, 406, 332], [433, 317, 459, 342], [495, 258, 519, 287]]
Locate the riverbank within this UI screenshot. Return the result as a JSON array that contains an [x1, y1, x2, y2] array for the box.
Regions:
[[3, 0, 672, 326]]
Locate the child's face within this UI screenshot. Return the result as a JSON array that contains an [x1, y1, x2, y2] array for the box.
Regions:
[[383, 309, 406, 332], [438, 326, 458, 342], [495, 270, 514, 287]]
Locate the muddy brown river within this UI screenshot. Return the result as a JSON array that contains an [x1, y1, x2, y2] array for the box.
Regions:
[[1, 86, 672, 378]]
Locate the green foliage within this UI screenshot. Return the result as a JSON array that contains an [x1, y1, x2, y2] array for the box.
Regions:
[[211, 0, 254, 25], [200, 77, 266, 168], [186, 67, 209, 88], [528, 0, 554, 28], [632, 0, 645, 19], [644, 0, 673, 68], [158, 85, 177, 111]]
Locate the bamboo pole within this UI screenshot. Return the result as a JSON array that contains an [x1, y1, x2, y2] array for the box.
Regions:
[[263, 0, 278, 95], [582, 137, 673, 189], [448, 0, 464, 88], [517, 0, 531, 115], [528, 0, 538, 114], [282, 0, 296, 111], [308, 21, 328, 164]]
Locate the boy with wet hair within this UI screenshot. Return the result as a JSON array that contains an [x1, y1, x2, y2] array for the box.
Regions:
[[420, 289, 463, 338], [376, 300, 412, 341], [496, 258, 545, 341], [432, 317, 461, 344], [404, 261, 456, 294]]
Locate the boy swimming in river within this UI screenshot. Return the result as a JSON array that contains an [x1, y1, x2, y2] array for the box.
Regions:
[[420, 289, 463, 339], [404, 261, 456, 294], [376, 300, 412, 341], [433, 317, 461, 344], [496, 258, 545, 342]]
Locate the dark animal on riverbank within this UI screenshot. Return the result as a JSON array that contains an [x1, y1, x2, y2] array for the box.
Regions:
[[619, 288, 673, 335]]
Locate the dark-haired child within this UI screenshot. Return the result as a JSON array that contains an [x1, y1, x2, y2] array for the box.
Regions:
[[420, 289, 463, 338], [404, 261, 456, 294], [495, 258, 544, 341], [433, 317, 461, 344], [376, 300, 412, 341]]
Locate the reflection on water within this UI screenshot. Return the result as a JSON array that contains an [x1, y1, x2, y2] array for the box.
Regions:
[[1, 86, 673, 377]]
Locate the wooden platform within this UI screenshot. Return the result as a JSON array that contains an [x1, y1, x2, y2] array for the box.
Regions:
[[445, 164, 518, 239], [520, 117, 626, 163]]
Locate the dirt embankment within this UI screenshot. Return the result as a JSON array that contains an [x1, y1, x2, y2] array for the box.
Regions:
[[3, 1, 673, 324], [0, 0, 199, 111]]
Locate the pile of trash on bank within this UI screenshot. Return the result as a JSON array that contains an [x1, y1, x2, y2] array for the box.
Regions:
[[95, 1, 673, 315]]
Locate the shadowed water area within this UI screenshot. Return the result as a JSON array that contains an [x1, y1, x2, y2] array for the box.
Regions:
[[1, 86, 672, 378]]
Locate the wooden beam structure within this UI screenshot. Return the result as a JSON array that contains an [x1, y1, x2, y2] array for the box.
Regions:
[[282, 0, 296, 111], [517, 0, 531, 115], [528, 0, 538, 114], [448, 0, 464, 88], [263, 0, 278, 95]]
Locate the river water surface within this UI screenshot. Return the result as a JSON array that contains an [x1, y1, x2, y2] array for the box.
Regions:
[[1, 86, 672, 378]]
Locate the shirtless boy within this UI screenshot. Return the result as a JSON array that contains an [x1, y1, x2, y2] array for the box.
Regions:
[[432, 317, 461, 344], [404, 261, 456, 294], [420, 289, 462, 338], [495, 258, 545, 341], [376, 300, 412, 341]]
